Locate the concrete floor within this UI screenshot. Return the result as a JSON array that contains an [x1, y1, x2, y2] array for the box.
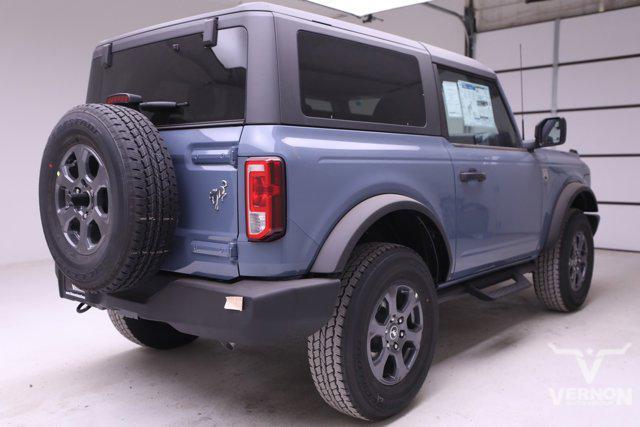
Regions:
[[1, 249, 638, 426]]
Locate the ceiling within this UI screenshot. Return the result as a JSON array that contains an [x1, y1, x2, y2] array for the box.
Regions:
[[471, 0, 640, 31]]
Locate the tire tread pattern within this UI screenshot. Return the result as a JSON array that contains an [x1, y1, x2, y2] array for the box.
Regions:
[[307, 243, 402, 420], [59, 104, 178, 293], [107, 309, 197, 349], [533, 209, 580, 312], [108, 309, 144, 346]]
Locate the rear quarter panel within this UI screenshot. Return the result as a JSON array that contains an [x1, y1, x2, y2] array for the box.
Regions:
[[237, 125, 456, 277]]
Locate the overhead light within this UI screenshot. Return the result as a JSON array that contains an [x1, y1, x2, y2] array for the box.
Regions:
[[305, 0, 433, 18]]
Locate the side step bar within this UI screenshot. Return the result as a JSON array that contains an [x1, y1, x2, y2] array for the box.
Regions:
[[467, 272, 531, 301], [438, 261, 534, 303]]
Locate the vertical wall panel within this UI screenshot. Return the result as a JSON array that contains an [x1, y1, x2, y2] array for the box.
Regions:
[[557, 58, 640, 109], [560, 7, 640, 62], [594, 205, 640, 252], [476, 21, 555, 70], [499, 68, 553, 113], [561, 108, 640, 154], [582, 158, 640, 203]]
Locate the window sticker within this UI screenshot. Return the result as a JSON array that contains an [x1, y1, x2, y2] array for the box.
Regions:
[[442, 81, 463, 118], [457, 81, 496, 129]]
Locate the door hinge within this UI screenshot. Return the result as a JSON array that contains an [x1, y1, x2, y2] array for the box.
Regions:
[[203, 17, 219, 47], [101, 43, 112, 68]]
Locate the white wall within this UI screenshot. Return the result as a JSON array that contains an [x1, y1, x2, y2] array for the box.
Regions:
[[0, 0, 465, 265], [476, 6, 640, 251]]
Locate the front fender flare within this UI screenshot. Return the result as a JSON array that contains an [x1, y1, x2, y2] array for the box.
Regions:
[[543, 182, 598, 251], [310, 194, 451, 274]]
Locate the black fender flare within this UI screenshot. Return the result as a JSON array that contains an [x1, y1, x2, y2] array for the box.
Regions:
[[310, 194, 452, 274], [543, 182, 599, 251]]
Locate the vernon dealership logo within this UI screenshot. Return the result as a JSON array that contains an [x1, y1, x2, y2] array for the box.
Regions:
[[547, 342, 633, 406]]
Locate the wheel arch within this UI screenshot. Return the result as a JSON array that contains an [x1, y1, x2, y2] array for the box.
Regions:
[[543, 182, 599, 251], [310, 194, 452, 283]]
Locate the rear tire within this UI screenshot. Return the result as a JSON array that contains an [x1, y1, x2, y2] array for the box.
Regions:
[[307, 243, 438, 420], [534, 209, 594, 312], [108, 310, 197, 350]]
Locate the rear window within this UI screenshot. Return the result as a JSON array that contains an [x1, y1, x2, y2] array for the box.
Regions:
[[297, 31, 426, 127], [87, 28, 248, 127]]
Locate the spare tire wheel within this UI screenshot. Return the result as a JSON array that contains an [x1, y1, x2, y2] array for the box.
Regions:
[[39, 104, 178, 293]]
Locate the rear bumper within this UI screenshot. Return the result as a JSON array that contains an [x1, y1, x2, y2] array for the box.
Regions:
[[58, 271, 340, 344]]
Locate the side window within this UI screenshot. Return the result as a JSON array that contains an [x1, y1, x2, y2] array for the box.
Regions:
[[438, 68, 519, 148], [297, 31, 426, 127]]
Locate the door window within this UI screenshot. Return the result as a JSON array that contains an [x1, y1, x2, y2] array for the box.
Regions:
[[438, 68, 519, 148]]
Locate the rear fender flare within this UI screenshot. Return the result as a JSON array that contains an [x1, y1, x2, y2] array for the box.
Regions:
[[310, 194, 451, 274]]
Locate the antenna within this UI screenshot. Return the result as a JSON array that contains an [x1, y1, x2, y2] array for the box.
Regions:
[[519, 43, 525, 140]]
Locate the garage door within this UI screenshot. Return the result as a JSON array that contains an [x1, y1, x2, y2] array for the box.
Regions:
[[476, 7, 640, 251]]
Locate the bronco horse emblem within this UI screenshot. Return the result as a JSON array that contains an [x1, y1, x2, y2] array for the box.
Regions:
[[209, 180, 228, 211]]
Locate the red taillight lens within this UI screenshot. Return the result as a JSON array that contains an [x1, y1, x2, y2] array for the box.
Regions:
[[245, 157, 285, 241], [105, 93, 142, 105], [106, 94, 129, 104]]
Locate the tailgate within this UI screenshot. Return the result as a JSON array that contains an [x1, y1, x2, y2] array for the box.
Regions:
[[85, 25, 250, 280], [160, 126, 242, 280]]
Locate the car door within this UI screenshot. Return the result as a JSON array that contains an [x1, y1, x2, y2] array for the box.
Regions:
[[436, 66, 544, 277]]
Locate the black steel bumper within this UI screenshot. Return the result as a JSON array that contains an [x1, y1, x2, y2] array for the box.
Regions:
[[58, 271, 341, 344]]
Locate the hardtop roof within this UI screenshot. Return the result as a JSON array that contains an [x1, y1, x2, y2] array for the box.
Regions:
[[99, 1, 494, 77]]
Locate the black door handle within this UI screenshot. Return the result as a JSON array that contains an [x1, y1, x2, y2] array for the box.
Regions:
[[459, 169, 486, 183]]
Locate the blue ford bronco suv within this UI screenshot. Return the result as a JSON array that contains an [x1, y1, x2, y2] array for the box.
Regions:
[[39, 2, 599, 420]]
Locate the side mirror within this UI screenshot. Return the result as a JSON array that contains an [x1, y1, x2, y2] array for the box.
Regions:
[[534, 117, 566, 148]]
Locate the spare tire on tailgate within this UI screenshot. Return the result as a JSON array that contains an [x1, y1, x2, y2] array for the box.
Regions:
[[39, 104, 178, 293]]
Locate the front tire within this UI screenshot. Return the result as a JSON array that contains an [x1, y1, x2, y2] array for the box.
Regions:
[[108, 310, 197, 350], [534, 209, 594, 312], [307, 243, 438, 420]]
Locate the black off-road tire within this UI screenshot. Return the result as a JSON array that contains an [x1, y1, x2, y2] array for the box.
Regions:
[[108, 310, 197, 350], [307, 243, 438, 420], [534, 209, 594, 312], [39, 104, 178, 293]]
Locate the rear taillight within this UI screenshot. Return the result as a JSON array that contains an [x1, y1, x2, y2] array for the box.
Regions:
[[245, 157, 286, 241], [105, 93, 142, 105]]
